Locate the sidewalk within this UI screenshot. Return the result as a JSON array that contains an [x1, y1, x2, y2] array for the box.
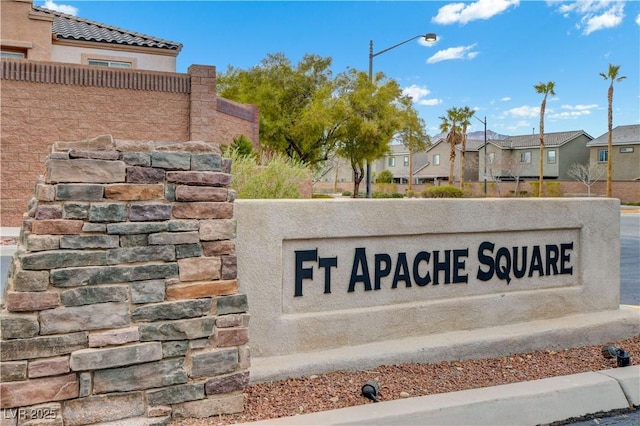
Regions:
[[243, 365, 639, 425]]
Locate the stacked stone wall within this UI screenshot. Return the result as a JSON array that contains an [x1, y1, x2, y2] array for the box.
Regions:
[[0, 135, 249, 425]]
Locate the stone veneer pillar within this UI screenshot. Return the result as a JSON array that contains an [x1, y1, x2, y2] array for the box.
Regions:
[[0, 135, 249, 425]]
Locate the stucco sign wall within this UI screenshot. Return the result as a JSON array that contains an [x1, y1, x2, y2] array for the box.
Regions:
[[236, 198, 620, 359]]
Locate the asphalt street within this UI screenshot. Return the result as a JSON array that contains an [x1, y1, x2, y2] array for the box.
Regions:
[[620, 213, 640, 306]]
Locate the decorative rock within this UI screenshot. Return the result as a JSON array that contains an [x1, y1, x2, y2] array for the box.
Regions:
[[82, 222, 106, 233], [175, 243, 202, 259], [130, 280, 165, 304], [35, 205, 62, 220], [121, 152, 151, 166], [0, 332, 87, 361], [204, 371, 249, 395], [138, 317, 215, 341], [217, 294, 248, 315], [1, 361, 27, 382], [166, 280, 237, 300], [88, 203, 127, 223], [0, 314, 39, 339], [5, 291, 59, 312], [55, 184, 104, 201], [63, 202, 90, 219], [129, 203, 173, 221], [79, 372, 91, 397], [119, 234, 149, 247], [177, 257, 221, 282], [201, 240, 235, 256], [151, 152, 191, 170], [199, 219, 236, 241], [190, 153, 222, 171], [28, 356, 70, 378], [70, 342, 162, 371], [60, 235, 119, 249], [93, 359, 187, 393], [126, 166, 166, 184], [171, 393, 244, 419], [45, 159, 125, 184], [105, 184, 164, 201], [222, 158, 232, 174], [20, 250, 107, 270], [60, 285, 128, 307], [88, 327, 140, 348], [175, 186, 228, 202], [173, 202, 233, 219], [166, 171, 232, 187], [146, 383, 205, 406], [238, 345, 251, 370], [0, 373, 78, 409], [147, 405, 172, 417], [165, 183, 176, 201], [50, 263, 178, 287], [69, 148, 120, 160], [39, 303, 129, 334], [161, 341, 188, 358], [167, 219, 199, 232], [62, 392, 145, 426], [31, 220, 83, 235], [190, 348, 238, 378], [35, 183, 55, 201], [215, 314, 243, 328], [54, 135, 114, 152], [106, 222, 167, 235], [148, 231, 199, 246], [13, 270, 50, 292], [214, 327, 249, 347], [26, 235, 60, 252], [221, 255, 237, 280], [132, 299, 212, 322], [107, 245, 175, 265]]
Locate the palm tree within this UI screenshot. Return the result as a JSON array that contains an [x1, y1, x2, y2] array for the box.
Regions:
[[458, 106, 475, 188], [439, 107, 463, 184], [533, 81, 556, 197], [599, 64, 626, 197]]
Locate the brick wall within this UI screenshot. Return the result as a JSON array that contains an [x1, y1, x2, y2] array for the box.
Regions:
[[0, 60, 260, 227], [0, 136, 249, 424]]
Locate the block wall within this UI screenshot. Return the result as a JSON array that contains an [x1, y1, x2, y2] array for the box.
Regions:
[[0, 60, 260, 227], [0, 135, 249, 425]]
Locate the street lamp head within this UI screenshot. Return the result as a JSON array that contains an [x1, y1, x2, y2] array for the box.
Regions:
[[424, 33, 437, 42]]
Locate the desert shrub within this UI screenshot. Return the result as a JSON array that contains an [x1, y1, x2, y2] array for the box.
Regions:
[[421, 185, 464, 198], [312, 193, 332, 199], [376, 170, 393, 184], [391, 192, 404, 198], [342, 191, 352, 197], [405, 190, 419, 198]]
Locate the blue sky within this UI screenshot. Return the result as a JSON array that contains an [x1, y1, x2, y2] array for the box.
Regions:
[[36, 0, 640, 138]]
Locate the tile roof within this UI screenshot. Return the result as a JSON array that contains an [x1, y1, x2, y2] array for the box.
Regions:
[[34, 6, 182, 52], [586, 124, 640, 146], [493, 130, 591, 149]]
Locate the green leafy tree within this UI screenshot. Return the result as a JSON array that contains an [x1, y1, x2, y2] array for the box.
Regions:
[[534, 81, 556, 197], [376, 169, 393, 183], [217, 53, 343, 167], [599, 64, 626, 197], [439, 108, 464, 184], [335, 69, 403, 197], [397, 96, 430, 190]]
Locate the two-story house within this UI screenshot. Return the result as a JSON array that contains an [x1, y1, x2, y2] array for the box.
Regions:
[[586, 124, 640, 181]]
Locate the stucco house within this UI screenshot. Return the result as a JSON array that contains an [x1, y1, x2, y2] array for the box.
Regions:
[[586, 124, 640, 181], [479, 130, 593, 182], [0, 0, 181, 72]]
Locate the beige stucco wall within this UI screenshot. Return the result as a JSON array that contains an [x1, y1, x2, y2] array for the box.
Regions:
[[0, 0, 53, 61], [51, 44, 177, 72], [236, 198, 622, 359]]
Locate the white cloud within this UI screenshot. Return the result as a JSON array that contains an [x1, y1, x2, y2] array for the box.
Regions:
[[427, 44, 479, 64], [551, 103, 598, 118], [402, 85, 442, 106], [504, 105, 540, 118], [550, 0, 625, 35], [432, 0, 519, 25], [43, 0, 78, 16], [501, 97, 512, 102], [636, 13, 640, 25], [561, 104, 598, 110]]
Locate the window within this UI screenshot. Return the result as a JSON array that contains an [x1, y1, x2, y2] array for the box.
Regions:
[[620, 147, 634, 153], [520, 151, 531, 164], [598, 149, 608, 163], [403, 156, 409, 167], [547, 150, 556, 164], [388, 157, 396, 167], [433, 154, 440, 165], [87, 59, 132, 69], [1, 50, 25, 59]]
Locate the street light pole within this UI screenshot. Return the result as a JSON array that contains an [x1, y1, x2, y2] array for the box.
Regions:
[[366, 33, 437, 198], [473, 115, 488, 196]]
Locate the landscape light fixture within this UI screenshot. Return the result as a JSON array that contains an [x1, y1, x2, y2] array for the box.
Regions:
[[366, 32, 438, 198], [361, 380, 380, 402], [601, 345, 631, 367]]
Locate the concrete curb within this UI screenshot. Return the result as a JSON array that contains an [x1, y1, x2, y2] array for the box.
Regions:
[[243, 366, 639, 425]]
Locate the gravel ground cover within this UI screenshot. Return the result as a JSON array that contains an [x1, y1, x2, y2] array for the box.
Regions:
[[171, 335, 639, 425]]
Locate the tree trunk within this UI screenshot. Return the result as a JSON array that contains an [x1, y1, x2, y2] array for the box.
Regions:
[[539, 98, 546, 197], [606, 84, 614, 197]]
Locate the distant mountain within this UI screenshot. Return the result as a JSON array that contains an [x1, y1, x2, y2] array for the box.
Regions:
[[431, 130, 509, 142]]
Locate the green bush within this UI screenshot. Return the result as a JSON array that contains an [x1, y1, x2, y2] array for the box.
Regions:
[[229, 151, 310, 199], [312, 193, 332, 199], [391, 192, 404, 198], [421, 185, 464, 198], [405, 190, 419, 198], [223, 135, 255, 158], [341, 191, 352, 197], [376, 170, 394, 184]]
